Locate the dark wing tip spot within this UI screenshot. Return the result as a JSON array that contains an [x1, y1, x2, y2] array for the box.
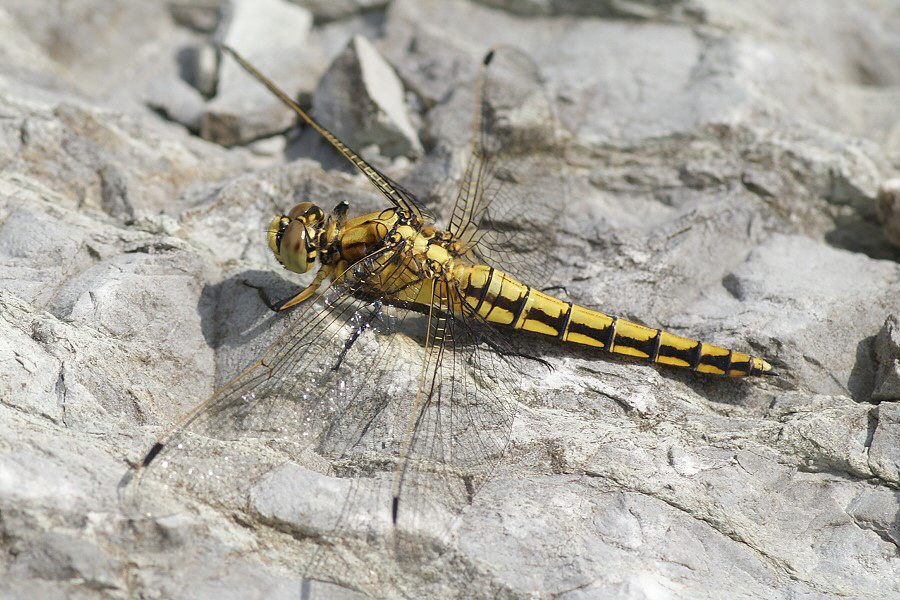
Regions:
[[391, 496, 400, 525], [141, 442, 165, 468], [484, 49, 495, 66]]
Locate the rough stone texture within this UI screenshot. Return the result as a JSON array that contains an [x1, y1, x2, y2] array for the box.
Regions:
[[878, 178, 900, 248], [1, 1, 899, 599], [201, 0, 315, 145], [873, 315, 900, 402], [292, 0, 390, 23], [314, 35, 424, 159]]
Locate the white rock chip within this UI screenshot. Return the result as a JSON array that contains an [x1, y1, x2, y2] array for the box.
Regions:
[[315, 35, 423, 159]]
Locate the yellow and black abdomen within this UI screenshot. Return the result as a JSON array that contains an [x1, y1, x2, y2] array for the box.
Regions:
[[457, 264, 773, 377]]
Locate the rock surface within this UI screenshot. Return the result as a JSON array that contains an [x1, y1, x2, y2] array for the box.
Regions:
[[314, 35, 424, 159], [1, 1, 899, 599]]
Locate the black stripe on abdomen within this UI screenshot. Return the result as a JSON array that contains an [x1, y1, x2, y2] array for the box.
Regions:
[[564, 316, 616, 349]]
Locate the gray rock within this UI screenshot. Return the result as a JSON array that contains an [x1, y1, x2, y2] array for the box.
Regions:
[[722, 233, 899, 398], [2, 0, 900, 599], [291, 0, 390, 23], [872, 315, 900, 401], [169, 0, 225, 33], [877, 178, 900, 248], [473, 0, 686, 18], [202, 0, 315, 145], [869, 401, 900, 485], [145, 74, 209, 132], [314, 35, 423, 159], [181, 42, 221, 99]]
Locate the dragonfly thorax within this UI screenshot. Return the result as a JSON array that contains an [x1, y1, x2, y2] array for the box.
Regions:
[[267, 202, 328, 274]]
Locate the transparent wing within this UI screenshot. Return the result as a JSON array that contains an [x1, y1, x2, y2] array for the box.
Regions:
[[124, 46, 544, 570], [448, 46, 567, 284], [126, 249, 416, 497], [127, 248, 523, 540], [387, 278, 523, 533]]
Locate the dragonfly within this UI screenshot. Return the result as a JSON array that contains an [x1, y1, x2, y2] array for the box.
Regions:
[[127, 44, 775, 533]]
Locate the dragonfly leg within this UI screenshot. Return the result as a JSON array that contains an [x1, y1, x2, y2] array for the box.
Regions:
[[454, 300, 554, 370], [242, 280, 283, 312], [278, 266, 333, 311], [477, 327, 553, 371], [540, 284, 569, 296], [331, 300, 383, 371], [241, 265, 333, 312]]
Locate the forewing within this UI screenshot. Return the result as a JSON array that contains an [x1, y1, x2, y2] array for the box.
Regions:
[[126, 249, 427, 511], [448, 46, 567, 285]]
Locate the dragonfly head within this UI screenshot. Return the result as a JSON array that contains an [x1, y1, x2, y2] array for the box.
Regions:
[[268, 202, 326, 274]]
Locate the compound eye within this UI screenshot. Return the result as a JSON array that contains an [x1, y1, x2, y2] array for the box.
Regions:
[[287, 202, 325, 225], [286, 202, 312, 220], [268, 203, 325, 274], [278, 220, 313, 274], [268, 215, 289, 257], [267, 214, 313, 273]]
